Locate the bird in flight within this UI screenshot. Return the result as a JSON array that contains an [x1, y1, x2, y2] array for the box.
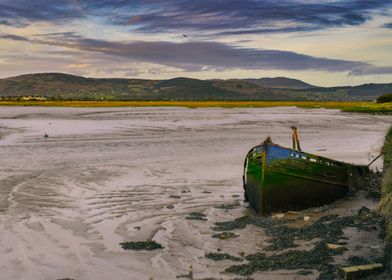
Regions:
[[182, 34, 188, 38]]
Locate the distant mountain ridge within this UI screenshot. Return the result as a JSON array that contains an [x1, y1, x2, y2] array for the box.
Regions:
[[245, 77, 316, 89], [0, 73, 391, 101]]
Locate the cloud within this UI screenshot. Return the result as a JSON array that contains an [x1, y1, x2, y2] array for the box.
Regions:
[[111, 0, 392, 35], [0, 0, 391, 35], [349, 66, 392, 76], [0, 34, 29, 41], [61, 63, 91, 69], [0, 0, 84, 26], [0, 19, 13, 26], [2, 32, 391, 76], [383, 22, 392, 28]]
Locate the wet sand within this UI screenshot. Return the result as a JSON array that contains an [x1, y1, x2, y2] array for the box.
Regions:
[[0, 106, 391, 280]]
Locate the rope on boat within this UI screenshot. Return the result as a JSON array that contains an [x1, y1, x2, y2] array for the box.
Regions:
[[367, 152, 384, 167]]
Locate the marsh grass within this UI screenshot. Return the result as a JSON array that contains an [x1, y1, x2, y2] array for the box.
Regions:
[[0, 100, 391, 113], [342, 103, 392, 114], [380, 127, 392, 241]]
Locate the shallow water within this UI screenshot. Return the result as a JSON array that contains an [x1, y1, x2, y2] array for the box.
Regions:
[[0, 106, 391, 280]]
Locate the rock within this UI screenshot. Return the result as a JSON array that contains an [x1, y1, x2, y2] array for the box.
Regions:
[[339, 266, 359, 280], [327, 243, 344, 250], [288, 211, 301, 215], [338, 263, 383, 280], [304, 216, 311, 221], [275, 213, 285, 219]]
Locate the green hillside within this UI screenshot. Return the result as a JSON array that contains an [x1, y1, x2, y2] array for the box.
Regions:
[[0, 73, 391, 101], [245, 77, 316, 89]]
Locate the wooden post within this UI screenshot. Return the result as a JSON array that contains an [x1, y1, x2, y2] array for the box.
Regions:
[[291, 126, 296, 150], [295, 127, 301, 151], [291, 126, 301, 151], [188, 265, 193, 280]]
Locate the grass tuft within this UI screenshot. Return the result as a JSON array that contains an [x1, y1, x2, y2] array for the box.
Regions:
[[380, 127, 392, 241]]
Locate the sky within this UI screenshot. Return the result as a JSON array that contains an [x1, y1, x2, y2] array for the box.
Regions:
[[0, 0, 392, 86]]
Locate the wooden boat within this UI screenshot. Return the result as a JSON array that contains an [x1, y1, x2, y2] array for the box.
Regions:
[[243, 128, 371, 215]]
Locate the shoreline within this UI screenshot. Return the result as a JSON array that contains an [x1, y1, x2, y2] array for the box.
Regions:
[[0, 106, 391, 279], [0, 100, 390, 113]]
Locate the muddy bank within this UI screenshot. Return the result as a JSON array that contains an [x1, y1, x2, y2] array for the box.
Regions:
[[211, 204, 387, 279], [0, 107, 391, 280]]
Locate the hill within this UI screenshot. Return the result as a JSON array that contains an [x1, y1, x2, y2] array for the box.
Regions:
[[245, 77, 316, 89], [0, 73, 391, 101]]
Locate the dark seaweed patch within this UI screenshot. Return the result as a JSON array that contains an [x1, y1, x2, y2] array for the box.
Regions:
[[215, 201, 241, 210], [212, 207, 386, 279], [205, 252, 243, 262], [211, 232, 239, 239], [347, 255, 369, 265], [119, 240, 163, 250], [225, 242, 346, 279], [214, 207, 384, 251], [185, 212, 207, 221], [297, 270, 314, 275], [198, 278, 254, 280]]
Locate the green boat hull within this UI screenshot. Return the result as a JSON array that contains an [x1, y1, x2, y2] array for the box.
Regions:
[[243, 142, 370, 215]]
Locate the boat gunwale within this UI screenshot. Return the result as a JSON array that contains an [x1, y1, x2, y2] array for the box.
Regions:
[[246, 142, 367, 168]]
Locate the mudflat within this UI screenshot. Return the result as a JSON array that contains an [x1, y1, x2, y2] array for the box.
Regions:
[[0, 106, 391, 280]]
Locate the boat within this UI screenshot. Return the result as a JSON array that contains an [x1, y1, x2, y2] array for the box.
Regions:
[[243, 127, 371, 215]]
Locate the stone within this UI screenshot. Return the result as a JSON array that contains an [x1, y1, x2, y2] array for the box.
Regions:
[[327, 243, 343, 249]]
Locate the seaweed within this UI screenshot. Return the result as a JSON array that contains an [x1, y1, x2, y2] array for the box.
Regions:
[[297, 270, 314, 275], [213, 208, 385, 251], [215, 201, 241, 210], [347, 255, 369, 266], [211, 232, 239, 239], [185, 212, 207, 221], [119, 240, 163, 250], [205, 252, 243, 262], [198, 278, 253, 280], [225, 242, 345, 279], [212, 207, 386, 279]]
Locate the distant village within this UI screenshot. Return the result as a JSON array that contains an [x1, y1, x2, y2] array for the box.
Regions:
[[0, 96, 47, 101]]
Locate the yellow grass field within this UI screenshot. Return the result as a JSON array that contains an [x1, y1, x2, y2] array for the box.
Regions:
[[0, 100, 391, 113]]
